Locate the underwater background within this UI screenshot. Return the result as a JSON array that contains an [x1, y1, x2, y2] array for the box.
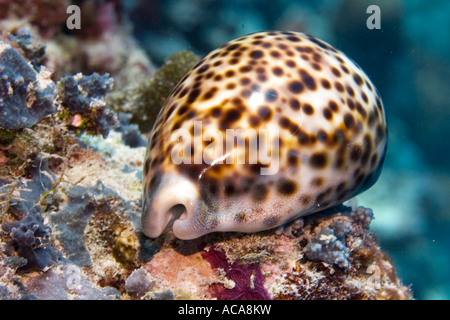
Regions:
[[127, 0, 450, 300], [0, 0, 448, 300]]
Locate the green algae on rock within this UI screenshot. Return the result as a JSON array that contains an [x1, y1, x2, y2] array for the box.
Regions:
[[107, 50, 201, 133]]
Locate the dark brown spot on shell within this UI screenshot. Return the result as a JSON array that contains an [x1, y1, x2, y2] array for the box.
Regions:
[[265, 89, 278, 102], [376, 124, 386, 142], [287, 149, 299, 166], [316, 187, 332, 204], [258, 74, 268, 82], [252, 184, 269, 202], [211, 106, 222, 118], [279, 116, 291, 129], [249, 115, 261, 127], [310, 152, 327, 168], [311, 63, 321, 71], [288, 81, 304, 94], [287, 35, 301, 42], [241, 89, 252, 98], [178, 87, 189, 98], [299, 194, 313, 206], [361, 134, 372, 166], [186, 110, 196, 119], [226, 43, 240, 51], [240, 77, 251, 85], [300, 69, 316, 90], [235, 212, 247, 223], [223, 109, 242, 123], [341, 65, 350, 74], [302, 103, 314, 115], [272, 67, 283, 76], [331, 67, 341, 77], [225, 70, 235, 77], [250, 50, 264, 59], [361, 92, 369, 104], [286, 60, 296, 68], [350, 145, 362, 162], [347, 98, 355, 110], [226, 83, 236, 90], [277, 179, 297, 196], [356, 102, 367, 118], [203, 87, 218, 100], [353, 73, 364, 86], [177, 104, 189, 116], [270, 50, 281, 58], [328, 101, 339, 112], [367, 111, 377, 127], [308, 36, 334, 51], [289, 98, 301, 111], [144, 158, 151, 175], [344, 113, 355, 129], [224, 180, 236, 196], [370, 153, 379, 168], [148, 171, 162, 193], [335, 82, 344, 92], [323, 108, 332, 120], [333, 129, 345, 145], [310, 177, 324, 187], [258, 106, 273, 121], [317, 130, 328, 143], [187, 89, 201, 104], [321, 79, 331, 89], [239, 66, 252, 73], [197, 64, 210, 74], [278, 43, 288, 50], [335, 56, 344, 63], [336, 182, 346, 193]]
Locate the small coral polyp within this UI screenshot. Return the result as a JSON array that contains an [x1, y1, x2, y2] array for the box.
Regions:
[[141, 31, 387, 240]]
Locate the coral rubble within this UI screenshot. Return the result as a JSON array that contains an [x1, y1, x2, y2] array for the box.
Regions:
[[143, 206, 411, 300], [2, 205, 61, 273], [57, 72, 118, 137], [0, 41, 55, 130]]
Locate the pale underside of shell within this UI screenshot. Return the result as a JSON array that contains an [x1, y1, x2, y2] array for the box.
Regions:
[[141, 31, 387, 240]]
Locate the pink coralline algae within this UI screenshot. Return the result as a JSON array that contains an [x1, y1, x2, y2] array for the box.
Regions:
[[201, 246, 271, 300]]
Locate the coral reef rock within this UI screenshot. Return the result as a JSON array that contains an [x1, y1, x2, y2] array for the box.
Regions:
[[143, 206, 412, 300], [0, 41, 55, 130]]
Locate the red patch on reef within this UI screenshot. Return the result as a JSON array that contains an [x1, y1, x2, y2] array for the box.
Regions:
[[201, 246, 271, 300]]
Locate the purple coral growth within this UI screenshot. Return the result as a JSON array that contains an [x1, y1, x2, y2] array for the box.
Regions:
[[201, 246, 271, 300]]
